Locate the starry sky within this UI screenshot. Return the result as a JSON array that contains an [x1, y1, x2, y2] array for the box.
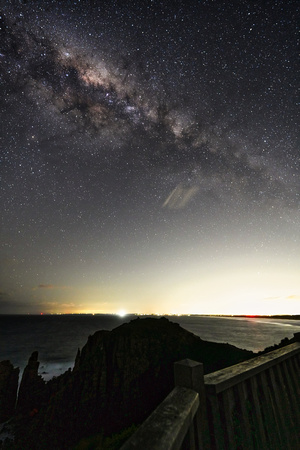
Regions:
[[0, 0, 299, 315]]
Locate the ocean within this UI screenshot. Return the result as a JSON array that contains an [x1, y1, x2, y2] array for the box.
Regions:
[[1, 314, 299, 381]]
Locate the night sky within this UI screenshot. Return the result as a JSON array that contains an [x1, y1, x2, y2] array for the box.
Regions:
[[0, 0, 299, 315]]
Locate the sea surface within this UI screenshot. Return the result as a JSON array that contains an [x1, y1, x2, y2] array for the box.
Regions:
[[0, 314, 299, 381]]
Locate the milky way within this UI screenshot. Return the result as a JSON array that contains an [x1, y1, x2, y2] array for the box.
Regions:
[[0, 0, 299, 315]]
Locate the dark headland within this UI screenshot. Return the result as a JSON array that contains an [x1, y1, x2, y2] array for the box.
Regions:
[[0, 317, 297, 449]]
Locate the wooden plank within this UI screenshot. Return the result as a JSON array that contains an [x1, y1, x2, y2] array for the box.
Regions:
[[296, 352, 300, 370], [236, 381, 253, 447], [121, 387, 199, 450], [249, 375, 268, 448], [205, 392, 226, 449], [293, 352, 300, 369], [274, 363, 300, 448], [268, 366, 290, 446], [204, 342, 300, 394], [180, 419, 196, 450], [286, 358, 300, 396], [220, 388, 236, 447], [285, 357, 300, 428], [274, 363, 295, 424], [259, 371, 282, 449], [280, 360, 300, 425], [289, 355, 300, 392]]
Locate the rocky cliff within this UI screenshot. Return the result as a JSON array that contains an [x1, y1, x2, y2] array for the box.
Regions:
[[0, 361, 19, 422], [17, 351, 48, 415], [3, 317, 254, 449]]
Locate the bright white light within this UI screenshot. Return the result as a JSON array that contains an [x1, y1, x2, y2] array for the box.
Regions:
[[117, 309, 127, 317]]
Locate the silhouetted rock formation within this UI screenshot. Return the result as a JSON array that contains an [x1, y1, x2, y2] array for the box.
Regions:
[[0, 360, 19, 422], [11, 317, 253, 449], [17, 351, 48, 415]]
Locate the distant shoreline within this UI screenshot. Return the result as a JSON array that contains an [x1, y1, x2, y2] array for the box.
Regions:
[[190, 314, 300, 320], [172, 314, 300, 320], [0, 313, 299, 320]]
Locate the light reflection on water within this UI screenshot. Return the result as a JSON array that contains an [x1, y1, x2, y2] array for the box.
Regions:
[[0, 315, 299, 379], [171, 316, 300, 353]]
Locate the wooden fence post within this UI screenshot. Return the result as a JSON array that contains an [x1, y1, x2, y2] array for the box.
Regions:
[[174, 359, 208, 449]]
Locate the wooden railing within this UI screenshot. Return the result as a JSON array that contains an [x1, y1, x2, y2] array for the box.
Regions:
[[121, 334, 300, 449], [204, 340, 300, 449]]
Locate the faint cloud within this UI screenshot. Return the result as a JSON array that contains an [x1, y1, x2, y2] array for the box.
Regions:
[[287, 295, 300, 300], [163, 183, 199, 209], [0, 292, 37, 314], [38, 284, 55, 289], [35, 284, 70, 290], [36, 301, 79, 314], [61, 303, 76, 308], [37, 301, 76, 308]]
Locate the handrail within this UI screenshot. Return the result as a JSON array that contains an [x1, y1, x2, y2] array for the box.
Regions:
[[204, 341, 300, 394], [122, 335, 300, 449], [121, 386, 199, 450], [204, 341, 300, 449]]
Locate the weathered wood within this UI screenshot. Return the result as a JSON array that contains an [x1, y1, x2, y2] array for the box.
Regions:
[[220, 388, 236, 447], [289, 355, 300, 393], [260, 370, 282, 449], [273, 363, 300, 448], [274, 363, 296, 429], [268, 366, 290, 446], [205, 392, 226, 449], [174, 359, 208, 449], [204, 342, 300, 394], [174, 360, 204, 400], [294, 352, 300, 372], [236, 381, 253, 447], [249, 375, 268, 448], [280, 359, 300, 426], [285, 356, 300, 430], [181, 417, 196, 450], [121, 386, 199, 450], [285, 358, 300, 397]]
